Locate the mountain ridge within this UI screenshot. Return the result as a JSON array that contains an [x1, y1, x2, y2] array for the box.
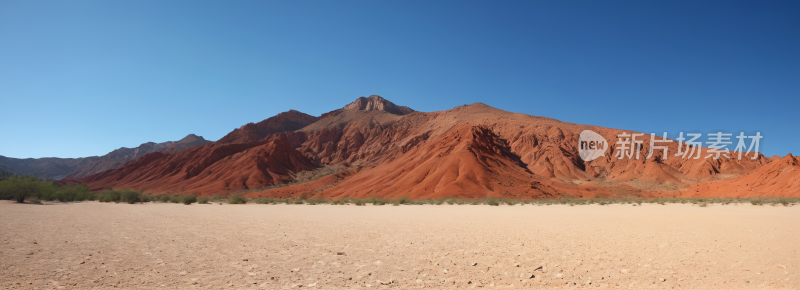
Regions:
[[74, 95, 795, 198], [1, 134, 211, 180]]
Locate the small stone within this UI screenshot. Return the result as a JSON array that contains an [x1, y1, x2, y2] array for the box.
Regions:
[[659, 278, 665, 282], [534, 266, 543, 271], [443, 269, 448, 273], [336, 252, 345, 256], [471, 263, 477, 266], [243, 259, 248, 261], [777, 264, 787, 269]]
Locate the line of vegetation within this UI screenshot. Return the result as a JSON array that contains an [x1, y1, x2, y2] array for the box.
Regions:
[[0, 174, 209, 205], [0, 175, 94, 203], [2, 174, 796, 207], [220, 196, 800, 207]]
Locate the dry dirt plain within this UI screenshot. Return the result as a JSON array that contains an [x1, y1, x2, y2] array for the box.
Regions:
[[1, 201, 798, 289]]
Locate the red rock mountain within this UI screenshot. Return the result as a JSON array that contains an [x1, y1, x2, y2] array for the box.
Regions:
[[216, 110, 317, 144], [77, 96, 795, 198], [1, 134, 210, 180]]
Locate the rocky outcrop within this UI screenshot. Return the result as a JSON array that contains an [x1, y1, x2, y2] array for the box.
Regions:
[[343, 95, 415, 115], [216, 110, 318, 144]]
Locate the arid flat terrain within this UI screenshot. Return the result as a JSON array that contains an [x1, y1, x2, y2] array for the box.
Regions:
[[1, 201, 798, 289]]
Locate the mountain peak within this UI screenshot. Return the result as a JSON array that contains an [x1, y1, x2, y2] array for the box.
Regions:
[[179, 134, 206, 142], [342, 95, 415, 115]]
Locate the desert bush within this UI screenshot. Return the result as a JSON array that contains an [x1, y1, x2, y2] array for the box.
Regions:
[[399, 196, 410, 204], [51, 184, 94, 202], [98, 190, 121, 203], [0, 175, 41, 203], [120, 189, 142, 204], [157, 194, 171, 202], [750, 199, 763, 206], [251, 198, 270, 204], [293, 199, 304, 204], [229, 195, 248, 204], [198, 196, 210, 204], [139, 194, 151, 202], [181, 194, 197, 205], [169, 194, 182, 203], [354, 199, 365, 206]]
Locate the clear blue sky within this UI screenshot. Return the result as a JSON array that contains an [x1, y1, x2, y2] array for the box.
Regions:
[[1, 0, 797, 158]]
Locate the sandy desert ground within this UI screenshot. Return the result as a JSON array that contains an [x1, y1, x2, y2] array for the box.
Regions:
[[1, 201, 798, 289]]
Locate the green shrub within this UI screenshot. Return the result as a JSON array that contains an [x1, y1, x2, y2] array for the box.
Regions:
[[0, 175, 41, 203], [399, 196, 410, 204], [198, 196, 210, 204], [98, 190, 121, 202], [158, 194, 171, 202], [52, 184, 94, 202], [354, 199, 365, 206], [181, 194, 197, 205], [229, 195, 248, 204], [120, 189, 142, 204], [293, 199, 304, 204]]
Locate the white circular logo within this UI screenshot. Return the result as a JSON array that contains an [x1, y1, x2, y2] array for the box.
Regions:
[[579, 130, 608, 161]]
